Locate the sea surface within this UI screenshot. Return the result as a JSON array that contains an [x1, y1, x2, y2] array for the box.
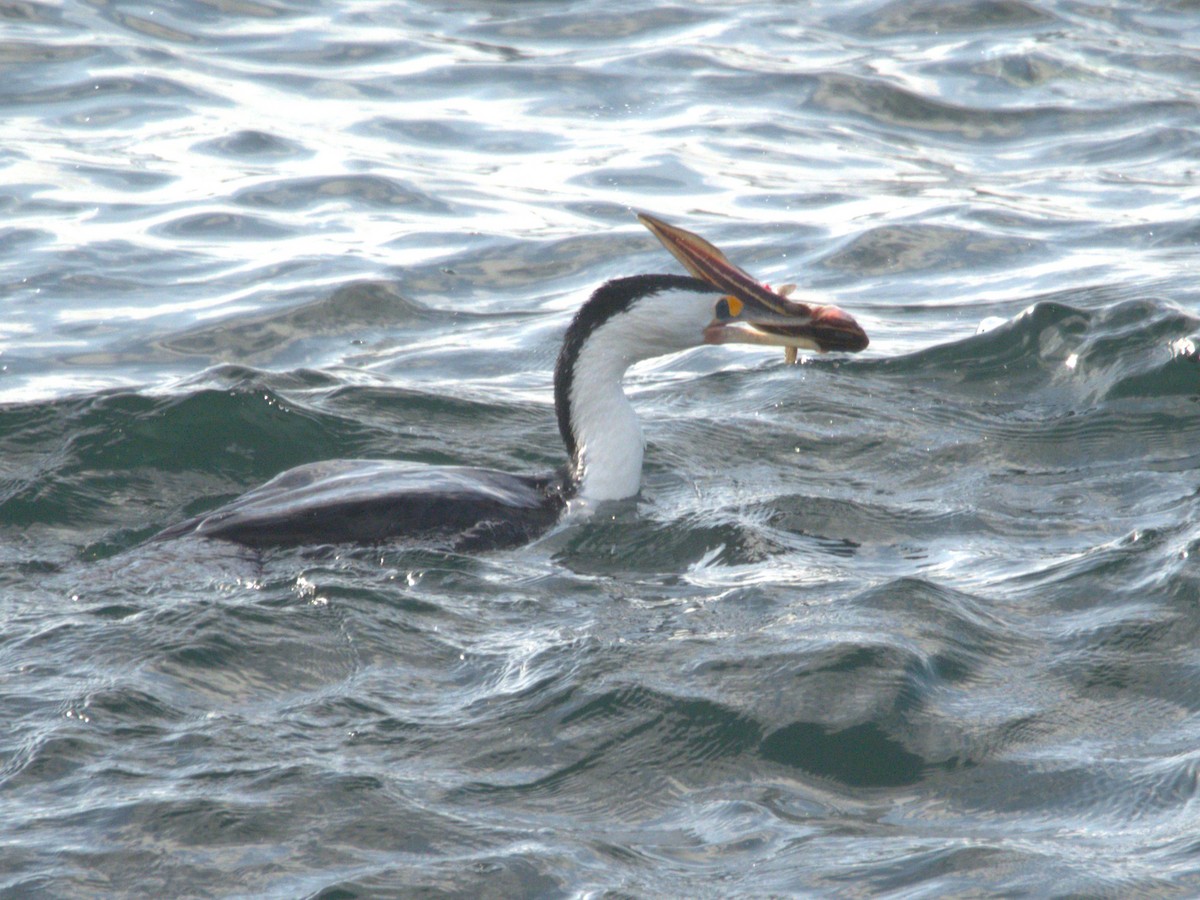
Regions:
[[3, 0, 1200, 896]]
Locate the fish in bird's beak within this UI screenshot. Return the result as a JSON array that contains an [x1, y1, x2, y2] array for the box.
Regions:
[[637, 212, 869, 361]]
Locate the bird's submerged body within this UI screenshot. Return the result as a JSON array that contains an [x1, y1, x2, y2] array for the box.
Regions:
[[155, 459, 568, 550], [156, 216, 868, 551]]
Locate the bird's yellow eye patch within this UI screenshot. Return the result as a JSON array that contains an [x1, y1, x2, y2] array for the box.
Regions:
[[723, 295, 743, 317]]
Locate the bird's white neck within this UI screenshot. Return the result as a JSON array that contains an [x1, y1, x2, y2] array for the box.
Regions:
[[554, 277, 720, 502], [569, 345, 646, 501]]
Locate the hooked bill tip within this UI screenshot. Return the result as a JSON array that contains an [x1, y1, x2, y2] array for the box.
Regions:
[[815, 305, 870, 352]]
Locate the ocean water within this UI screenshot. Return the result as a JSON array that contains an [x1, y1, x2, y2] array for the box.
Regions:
[[3, 0, 1200, 895]]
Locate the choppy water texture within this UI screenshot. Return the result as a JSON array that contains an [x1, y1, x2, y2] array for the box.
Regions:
[[4, 0, 1200, 896]]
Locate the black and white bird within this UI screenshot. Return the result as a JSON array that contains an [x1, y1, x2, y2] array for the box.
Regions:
[[155, 214, 868, 550]]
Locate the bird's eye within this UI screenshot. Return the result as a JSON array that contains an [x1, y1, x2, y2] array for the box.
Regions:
[[715, 295, 744, 319]]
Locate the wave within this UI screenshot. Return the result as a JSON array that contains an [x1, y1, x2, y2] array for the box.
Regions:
[[876, 293, 1200, 405]]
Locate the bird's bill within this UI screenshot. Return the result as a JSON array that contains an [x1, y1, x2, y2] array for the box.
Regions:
[[703, 300, 869, 355], [637, 211, 869, 355]]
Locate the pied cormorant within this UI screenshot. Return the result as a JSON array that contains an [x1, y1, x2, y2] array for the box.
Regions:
[[154, 213, 868, 550]]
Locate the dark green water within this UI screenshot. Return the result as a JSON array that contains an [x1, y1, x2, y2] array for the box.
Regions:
[[3, 1, 1200, 896]]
